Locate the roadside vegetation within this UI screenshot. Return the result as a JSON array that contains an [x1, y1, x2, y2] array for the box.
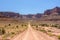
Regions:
[[31, 22, 60, 40], [0, 21, 28, 40], [57, 35, 60, 40]]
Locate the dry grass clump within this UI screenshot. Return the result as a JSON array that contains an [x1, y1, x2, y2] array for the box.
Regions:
[[57, 35, 60, 40], [51, 24, 60, 29], [0, 27, 5, 35], [0, 21, 28, 40]]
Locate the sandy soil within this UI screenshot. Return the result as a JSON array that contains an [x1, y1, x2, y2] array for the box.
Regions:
[[11, 23, 58, 40]]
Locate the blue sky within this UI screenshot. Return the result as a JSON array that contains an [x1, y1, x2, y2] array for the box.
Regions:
[[0, 0, 60, 14]]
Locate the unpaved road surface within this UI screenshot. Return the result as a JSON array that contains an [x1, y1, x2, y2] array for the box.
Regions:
[[12, 23, 58, 40]]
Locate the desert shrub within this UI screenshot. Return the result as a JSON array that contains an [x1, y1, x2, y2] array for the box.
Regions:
[[21, 24, 27, 27], [11, 32, 15, 35], [51, 24, 58, 27], [0, 28, 1, 35], [2, 29, 5, 34], [16, 26, 19, 28], [58, 26, 60, 29], [21, 24, 24, 27], [48, 30, 51, 32], [51, 24, 60, 29], [24, 25, 27, 26], [4, 39, 10, 40], [36, 25, 38, 28], [4, 25, 7, 28], [57, 35, 60, 40], [40, 29, 46, 33], [8, 24, 11, 26], [0, 28, 5, 35], [31, 25, 34, 26], [40, 24, 49, 27], [48, 33, 54, 36]]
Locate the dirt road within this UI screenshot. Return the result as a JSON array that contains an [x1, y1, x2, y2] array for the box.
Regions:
[[12, 23, 58, 40]]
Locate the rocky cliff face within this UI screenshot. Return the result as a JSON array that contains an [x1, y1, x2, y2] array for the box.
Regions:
[[42, 7, 60, 21], [0, 7, 60, 21], [44, 7, 60, 15], [0, 12, 22, 18]]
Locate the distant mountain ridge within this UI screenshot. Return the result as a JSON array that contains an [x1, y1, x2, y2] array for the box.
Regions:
[[0, 7, 60, 21], [44, 7, 60, 15]]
